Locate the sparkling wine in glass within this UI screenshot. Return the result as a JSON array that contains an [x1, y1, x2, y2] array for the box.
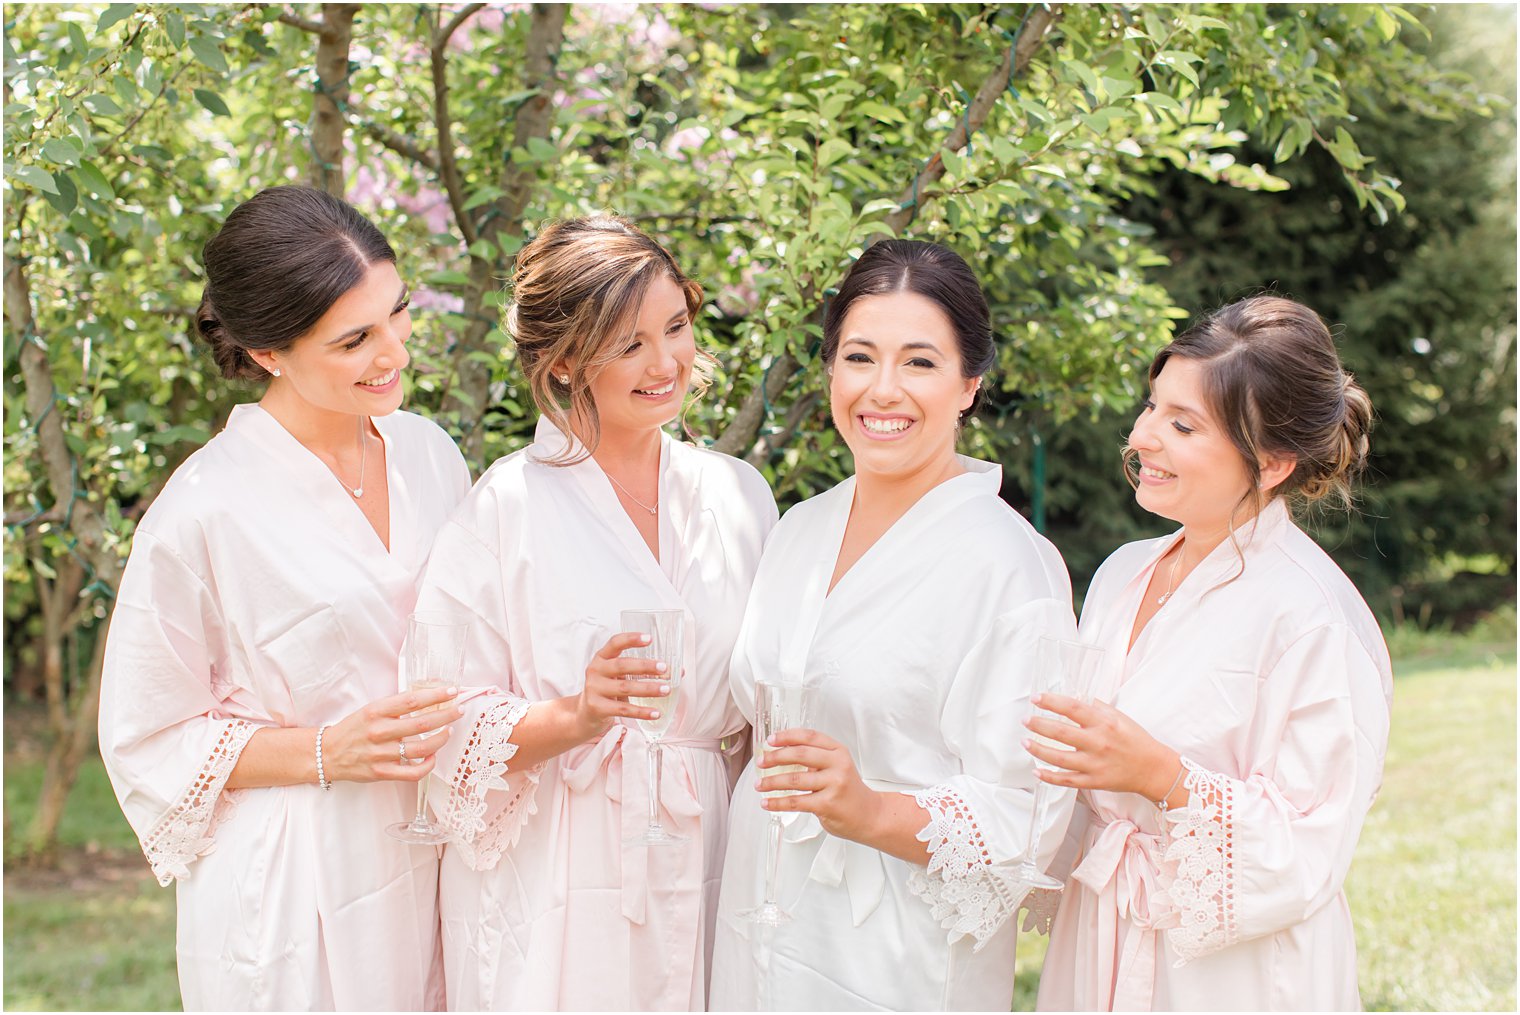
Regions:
[[1017, 636, 1106, 890], [739, 679, 817, 926], [386, 612, 467, 846], [621, 609, 686, 846]]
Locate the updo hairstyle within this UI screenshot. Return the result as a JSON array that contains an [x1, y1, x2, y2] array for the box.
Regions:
[[195, 186, 396, 380], [505, 216, 706, 463], [821, 239, 995, 416], [1142, 294, 1374, 512]]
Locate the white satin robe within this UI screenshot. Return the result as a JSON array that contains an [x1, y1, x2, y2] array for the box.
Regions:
[[709, 458, 1079, 1012], [98, 404, 470, 1011], [1034, 498, 1393, 1011], [415, 417, 778, 1011]]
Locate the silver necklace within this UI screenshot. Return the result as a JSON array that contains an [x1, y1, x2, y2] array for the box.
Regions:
[[346, 416, 367, 498], [605, 470, 657, 516], [1156, 547, 1186, 605]]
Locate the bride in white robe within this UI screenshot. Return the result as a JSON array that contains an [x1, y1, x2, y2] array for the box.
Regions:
[[710, 240, 1078, 1012], [99, 187, 468, 1010]]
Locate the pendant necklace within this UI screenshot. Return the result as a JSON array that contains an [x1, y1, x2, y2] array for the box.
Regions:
[[346, 416, 367, 498], [606, 470, 657, 516]]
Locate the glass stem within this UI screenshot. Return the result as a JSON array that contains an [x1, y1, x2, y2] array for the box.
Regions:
[[414, 773, 430, 827], [1020, 779, 1050, 879], [647, 742, 663, 832], [762, 813, 782, 908]]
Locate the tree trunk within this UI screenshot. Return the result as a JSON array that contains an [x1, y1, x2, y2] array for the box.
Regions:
[[310, 3, 361, 195]]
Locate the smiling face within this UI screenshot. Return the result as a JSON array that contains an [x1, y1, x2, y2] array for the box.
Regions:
[[581, 273, 696, 440], [1127, 356, 1258, 532], [828, 291, 979, 484], [251, 260, 413, 417]]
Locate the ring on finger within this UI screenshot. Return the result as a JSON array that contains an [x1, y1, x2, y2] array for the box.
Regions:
[[398, 740, 408, 763]]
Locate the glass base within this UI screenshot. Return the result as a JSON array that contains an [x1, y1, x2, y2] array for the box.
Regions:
[[625, 825, 688, 846], [738, 902, 791, 926], [386, 819, 450, 846], [1018, 868, 1065, 892]]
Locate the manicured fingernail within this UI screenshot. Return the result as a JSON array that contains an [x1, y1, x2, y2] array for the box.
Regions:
[[767, 733, 778, 746], [754, 778, 763, 790], [639, 634, 651, 644], [658, 684, 670, 695], [1031, 694, 1043, 705], [650, 710, 662, 719], [1021, 737, 1032, 749], [655, 661, 668, 673], [447, 686, 459, 696]]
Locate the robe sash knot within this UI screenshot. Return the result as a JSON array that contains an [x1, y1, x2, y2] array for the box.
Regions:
[[1071, 817, 1175, 1011], [560, 722, 718, 925]]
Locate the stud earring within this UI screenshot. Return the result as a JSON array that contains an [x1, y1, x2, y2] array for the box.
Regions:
[[556, 374, 569, 384], [272, 368, 282, 377]]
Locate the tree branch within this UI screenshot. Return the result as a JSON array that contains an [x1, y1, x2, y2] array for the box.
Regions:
[[360, 118, 438, 170], [276, 9, 323, 34], [429, 3, 488, 247]]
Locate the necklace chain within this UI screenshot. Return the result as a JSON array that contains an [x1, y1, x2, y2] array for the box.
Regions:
[[343, 416, 367, 498], [605, 469, 657, 516], [1156, 546, 1186, 605]]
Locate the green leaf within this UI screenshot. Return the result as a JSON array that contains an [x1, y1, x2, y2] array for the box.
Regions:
[[42, 171, 79, 215], [11, 164, 60, 194], [75, 161, 116, 199], [462, 185, 506, 211], [1274, 119, 1312, 164], [855, 99, 907, 124], [98, 4, 135, 32], [193, 88, 230, 116], [42, 137, 83, 166], [817, 138, 853, 168], [188, 36, 227, 75], [428, 270, 473, 286], [84, 93, 124, 116], [164, 11, 185, 48], [468, 239, 496, 260]]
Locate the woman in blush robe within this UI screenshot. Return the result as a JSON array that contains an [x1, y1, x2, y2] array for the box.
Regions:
[[415, 217, 777, 1010], [99, 187, 470, 1010], [709, 240, 1079, 1012], [1028, 296, 1392, 1011]]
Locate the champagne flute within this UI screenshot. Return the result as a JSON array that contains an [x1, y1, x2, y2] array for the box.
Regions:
[[738, 679, 817, 926], [621, 609, 686, 846], [386, 612, 467, 845], [1017, 635, 1106, 890]]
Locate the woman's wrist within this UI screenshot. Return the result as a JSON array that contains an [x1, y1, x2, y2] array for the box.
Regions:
[[1149, 750, 1185, 809]]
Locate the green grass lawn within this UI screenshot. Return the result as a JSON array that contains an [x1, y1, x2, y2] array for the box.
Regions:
[[4, 626, 1515, 1011]]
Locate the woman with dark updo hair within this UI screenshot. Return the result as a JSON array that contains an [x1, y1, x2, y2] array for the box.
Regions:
[[1027, 295, 1392, 1010], [710, 240, 1079, 1010], [99, 186, 469, 1010]]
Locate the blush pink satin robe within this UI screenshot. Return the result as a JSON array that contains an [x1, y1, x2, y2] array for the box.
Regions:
[[414, 418, 777, 1011], [1033, 498, 1392, 1011], [98, 405, 470, 1010]]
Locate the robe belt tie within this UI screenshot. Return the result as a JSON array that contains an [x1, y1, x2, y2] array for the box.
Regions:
[[1070, 818, 1175, 1012], [559, 723, 717, 925], [783, 780, 917, 927]]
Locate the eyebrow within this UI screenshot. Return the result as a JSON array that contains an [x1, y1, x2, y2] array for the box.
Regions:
[[632, 307, 690, 338], [327, 283, 411, 345], [842, 337, 944, 354]]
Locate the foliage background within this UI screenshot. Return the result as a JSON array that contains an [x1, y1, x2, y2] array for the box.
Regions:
[[1, 0, 1514, 935]]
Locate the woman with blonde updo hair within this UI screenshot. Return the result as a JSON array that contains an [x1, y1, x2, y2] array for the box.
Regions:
[[1026, 295, 1393, 1010], [414, 216, 777, 1010]]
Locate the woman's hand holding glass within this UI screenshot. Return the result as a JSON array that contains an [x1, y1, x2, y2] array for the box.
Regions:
[[1023, 696, 1183, 804], [756, 728, 885, 842], [574, 632, 670, 740], [321, 686, 464, 783]]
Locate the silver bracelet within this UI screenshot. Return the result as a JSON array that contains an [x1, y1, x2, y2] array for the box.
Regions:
[[315, 724, 332, 791], [1155, 761, 1186, 813]]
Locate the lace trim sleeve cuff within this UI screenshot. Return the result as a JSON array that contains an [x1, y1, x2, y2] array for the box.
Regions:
[[140, 718, 261, 886], [1160, 757, 1238, 962], [438, 696, 545, 871], [906, 784, 1027, 950]]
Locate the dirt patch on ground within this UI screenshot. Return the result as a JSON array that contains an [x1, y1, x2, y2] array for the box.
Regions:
[[4, 846, 154, 894]]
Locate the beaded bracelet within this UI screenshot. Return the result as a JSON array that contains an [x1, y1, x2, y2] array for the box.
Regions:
[[315, 724, 332, 790]]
